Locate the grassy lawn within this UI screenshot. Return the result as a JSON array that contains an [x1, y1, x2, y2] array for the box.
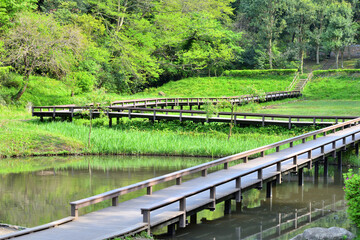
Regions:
[[134, 75, 293, 98], [303, 75, 360, 100], [250, 100, 360, 116]]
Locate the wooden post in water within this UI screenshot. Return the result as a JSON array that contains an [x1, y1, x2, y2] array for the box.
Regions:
[[224, 199, 232, 215], [190, 214, 197, 225], [298, 168, 304, 186], [314, 161, 319, 186], [266, 181, 273, 198], [167, 223, 176, 236]]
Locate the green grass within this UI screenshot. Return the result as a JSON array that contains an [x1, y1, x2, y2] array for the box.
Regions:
[[135, 75, 293, 98], [248, 100, 360, 116], [303, 75, 360, 100], [0, 108, 316, 158]]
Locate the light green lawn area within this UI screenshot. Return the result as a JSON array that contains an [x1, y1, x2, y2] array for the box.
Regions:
[[251, 100, 360, 116]]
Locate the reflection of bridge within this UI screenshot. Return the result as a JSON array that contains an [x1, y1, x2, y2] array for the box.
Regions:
[[2, 119, 359, 239], [240, 198, 345, 240]]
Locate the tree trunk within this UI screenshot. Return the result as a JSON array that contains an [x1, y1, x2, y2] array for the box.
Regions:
[[335, 49, 340, 69], [347, 45, 351, 60], [269, 38, 273, 69], [316, 45, 320, 64], [341, 50, 344, 68], [299, 49, 304, 74], [13, 75, 30, 101], [88, 110, 92, 148]]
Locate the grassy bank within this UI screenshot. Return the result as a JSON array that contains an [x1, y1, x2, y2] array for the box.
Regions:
[[303, 75, 360, 100], [1, 114, 312, 158], [135, 75, 293, 98]]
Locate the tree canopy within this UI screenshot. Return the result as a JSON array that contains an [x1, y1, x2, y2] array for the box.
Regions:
[[0, 0, 358, 101]]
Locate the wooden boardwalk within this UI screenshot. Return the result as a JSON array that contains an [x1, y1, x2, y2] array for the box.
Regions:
[[2, 118, 360, 240], [31, 91, 301, 122], [30, 90, 358, 129]]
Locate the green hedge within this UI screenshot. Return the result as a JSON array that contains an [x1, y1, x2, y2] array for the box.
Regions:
[[313, 69, 360, 77], [223, 69, 298, 77], [344, 169, 360, 228]]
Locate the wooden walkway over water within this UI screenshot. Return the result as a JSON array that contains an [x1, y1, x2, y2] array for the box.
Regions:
[[2, 117, 360, 240]]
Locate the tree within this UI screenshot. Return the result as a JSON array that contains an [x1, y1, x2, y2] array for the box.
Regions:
[[76, 88, 111, 149], [286, 0, 316, 74], [0, 0, 37, 32], [309, 0, 328, 64], [237, 0, 287, 69], [324, 1, 355, 69], [1, 12, 85, 101]]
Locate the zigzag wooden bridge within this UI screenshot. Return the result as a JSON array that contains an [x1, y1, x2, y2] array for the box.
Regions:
[[2, 118, 360, 240], [31, 91, 301, 123]]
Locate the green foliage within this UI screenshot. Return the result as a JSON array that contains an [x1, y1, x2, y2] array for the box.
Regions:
[[137, 75, 293, 98], [223, 69, 298, 77], [312, 69, 360, 77], [0, 0, 37, 32], [344, 169, 360, 228], [304, 75, 360, 100], [69, 71, 96, 94], [355, 59, 360, 69]]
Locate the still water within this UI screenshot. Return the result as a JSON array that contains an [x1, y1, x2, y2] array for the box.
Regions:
[[0, 155, 356, 239]]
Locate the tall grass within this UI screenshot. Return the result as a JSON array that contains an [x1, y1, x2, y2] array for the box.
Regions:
[[26, 119, 314, 158]]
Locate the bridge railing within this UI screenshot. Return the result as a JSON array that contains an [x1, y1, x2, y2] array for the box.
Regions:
[[69, 117, 360, 218]]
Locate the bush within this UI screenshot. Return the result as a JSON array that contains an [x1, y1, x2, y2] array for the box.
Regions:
[[343, 169, 360, 228], [354, 60, 360, 69], [313, 69, 360, 77], [223, 69, 298, 77], [70, 71, 95, 94]]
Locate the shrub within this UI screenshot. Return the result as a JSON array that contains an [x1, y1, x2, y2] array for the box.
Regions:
[[354, 60, 360, 69], [223, 69, 298, 77], [313, 69, 360, 77], [70, 71, 95, 94], [343, 169, 360, 228]]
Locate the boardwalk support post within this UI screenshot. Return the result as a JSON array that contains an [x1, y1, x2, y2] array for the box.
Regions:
[[337, 151, 342, 170], [324, 157, 328, 184], [298, 168, 304, 186], [314, 161, 319, 185], [71, 204, 78, 218], [112, 196, 118, 206], [190, 214, 197, 225], [179, 198, 186, 228], [266, 181, 273, 198], [224, 199, 232, 215], [209, 187, 216, 210], [167, 223, 176, 236]]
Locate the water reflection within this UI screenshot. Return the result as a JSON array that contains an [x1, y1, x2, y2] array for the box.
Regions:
[[0, 155, 210, 227], [162, 165, 351, 240]]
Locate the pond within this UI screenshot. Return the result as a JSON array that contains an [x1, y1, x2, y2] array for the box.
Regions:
[[0, 155, 357, 239]]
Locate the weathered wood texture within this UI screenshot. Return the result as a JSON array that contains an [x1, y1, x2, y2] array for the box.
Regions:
[[3, 118, 360, 240]]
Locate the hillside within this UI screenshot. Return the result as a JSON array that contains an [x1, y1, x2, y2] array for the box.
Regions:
[[135, 75, 294, 98], [303, 74, 360, 100]]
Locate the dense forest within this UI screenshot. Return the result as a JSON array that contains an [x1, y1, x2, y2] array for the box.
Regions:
[[0, 0, 359, 100]]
